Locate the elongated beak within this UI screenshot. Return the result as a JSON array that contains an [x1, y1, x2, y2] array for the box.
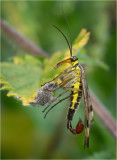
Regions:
[[55, 58, 72, 68]]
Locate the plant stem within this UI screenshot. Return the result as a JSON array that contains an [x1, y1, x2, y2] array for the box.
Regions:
[[0, 19, 48, 58], [90, 91, 117, 139]]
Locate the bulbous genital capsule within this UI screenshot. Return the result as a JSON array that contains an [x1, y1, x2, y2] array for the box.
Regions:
[[30, 82, 59, 106]]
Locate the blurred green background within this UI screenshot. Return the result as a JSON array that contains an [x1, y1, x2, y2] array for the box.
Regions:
[[1, 1, 116, 159]]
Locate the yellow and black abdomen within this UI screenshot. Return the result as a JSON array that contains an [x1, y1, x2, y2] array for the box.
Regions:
[[67, 65, 83, 120]]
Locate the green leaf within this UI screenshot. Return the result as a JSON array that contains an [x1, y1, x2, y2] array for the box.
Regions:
[[1, 54, 43, 106]]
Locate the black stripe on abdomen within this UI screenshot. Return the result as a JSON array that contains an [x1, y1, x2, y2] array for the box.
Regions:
[[68, 90, 82, 121], [67, 109, 76, 120]]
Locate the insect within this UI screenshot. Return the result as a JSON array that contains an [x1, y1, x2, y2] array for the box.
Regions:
[[30, 13, 93, 148]]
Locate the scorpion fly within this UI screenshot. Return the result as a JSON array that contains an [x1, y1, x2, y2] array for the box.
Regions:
[[51, 14, 93, 147], [30, 13, 93, 148]]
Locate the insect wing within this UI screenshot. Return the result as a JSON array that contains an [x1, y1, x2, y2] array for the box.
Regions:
[[80, 65, 93, 148], [59, 69, 80, 89]]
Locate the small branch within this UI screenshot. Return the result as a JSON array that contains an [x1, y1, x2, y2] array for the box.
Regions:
[[0, 19, 48, 58], [90, 92, 117, 139]]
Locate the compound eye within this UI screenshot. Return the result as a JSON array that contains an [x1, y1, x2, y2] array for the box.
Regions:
[[72, 56, 78, 61]]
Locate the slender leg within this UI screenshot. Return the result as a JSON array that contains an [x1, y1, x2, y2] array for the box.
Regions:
[[42, 90, 69, 113], [56, 90, 69, 98], [52, 67, 72, 81], [59, 76, 75, 88], [44, 91, 79, 118], [67, 119, 84, 134], [43, 90, 84, 134], [44, 95, 70, 118], [63, 87, 82, 91], [43, 87, 81, 113], [42, 67, 75, 86]]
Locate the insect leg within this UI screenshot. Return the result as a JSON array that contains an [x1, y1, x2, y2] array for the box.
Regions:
[[44, 91, 79, 119], [42, 67, 72, 86], [63, 87, 82, 91], [42, 90, 69, 113], [59, 76, 75, 88], [44, 90, 84, 133], [44, 95, 71, 119], [43, 87, 81, 113]]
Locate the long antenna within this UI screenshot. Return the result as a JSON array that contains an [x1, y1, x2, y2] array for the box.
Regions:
[[62, 9, 72, 57], [53, 25, 72, 56]]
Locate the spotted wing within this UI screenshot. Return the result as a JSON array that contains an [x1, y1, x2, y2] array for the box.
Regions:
[[59, 69, 79, 88], [53, 67, 79, 87], [80, 65, 93, 148], [43, 67, 79, 93]]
